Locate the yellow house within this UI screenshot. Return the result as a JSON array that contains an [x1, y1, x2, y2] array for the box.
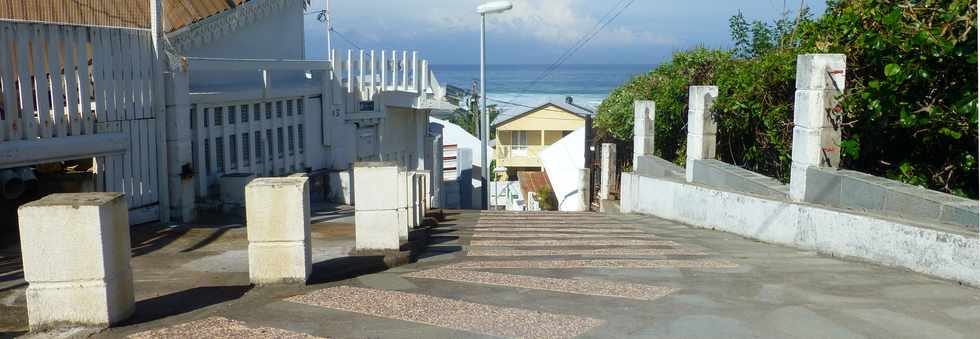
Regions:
[[494, 99, 593, 177]]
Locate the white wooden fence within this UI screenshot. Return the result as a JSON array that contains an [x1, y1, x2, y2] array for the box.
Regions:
[[0, 21, 162, 221]]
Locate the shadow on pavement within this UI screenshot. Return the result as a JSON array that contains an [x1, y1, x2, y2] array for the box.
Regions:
[[308, 256, 390, 285], [122, 285, 254, 326]]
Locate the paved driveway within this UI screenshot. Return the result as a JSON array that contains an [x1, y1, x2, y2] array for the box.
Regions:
[[92, 211, 980, 338]]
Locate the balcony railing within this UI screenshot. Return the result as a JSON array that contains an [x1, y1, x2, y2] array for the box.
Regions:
[[496, 145, 545, 167]]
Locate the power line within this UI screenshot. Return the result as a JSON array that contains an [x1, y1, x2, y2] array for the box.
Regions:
[[330, 28, 362, 50], [509, 0, 637, 101]]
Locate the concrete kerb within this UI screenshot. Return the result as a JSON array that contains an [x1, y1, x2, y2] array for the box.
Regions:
[[620, 172, 980, 287], [245, 177, 312, 285], [17, 193, 135, 331]]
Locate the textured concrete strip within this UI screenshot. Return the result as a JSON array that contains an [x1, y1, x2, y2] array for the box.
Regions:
[[404, 269, 677, 301], [473, 227, 643, 233], [128, 317, 322, 339], [471, 239, 679, 247], [473, 233, 659, 239], [466, 248, 707, 257], [286, 286, 604, 339], [445, 259, 738, 270], [474, 223, 640, 228]]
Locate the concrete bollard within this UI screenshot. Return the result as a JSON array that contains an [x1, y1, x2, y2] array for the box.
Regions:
[[245, 177, 311, 285], [790, 54, 846, 202], [419, 170, 431, 214], [599, 143, 617, 200], [355, 162, 403, 251], [633, 101, 656, 166], [18, 193, 134, 330], [396, 170, 411, 239], [413, 172, 424, 226], [685, 86, 719, 183]]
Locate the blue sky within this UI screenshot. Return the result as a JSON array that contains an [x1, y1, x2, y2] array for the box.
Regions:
[[304, 0, 827, 65]]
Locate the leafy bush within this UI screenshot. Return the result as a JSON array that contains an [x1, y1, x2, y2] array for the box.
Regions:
[[534, 186, 558, 211], [594, 0, 978, 197]]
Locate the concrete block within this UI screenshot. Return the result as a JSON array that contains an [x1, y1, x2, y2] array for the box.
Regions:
[[353, 162, 401, 211], [791, 127, 823, 166], [635, 155, 685, 179], [245, 177, 311, 285], [840, 176, 886, 211], [633, 101, 656, 164], [803, 167, 842, 206], [599, 143, 617, 200], [796, 54, 846, 91], [354, 210, 402, 250], [883, 189, 943, 221], [18, 193, 134, 330], [793, 90, 835, 129], [686, 133, 717, 161], [940, 202, 979, 228], [688, 86, 719, 113], [354, 162, 403, 251]]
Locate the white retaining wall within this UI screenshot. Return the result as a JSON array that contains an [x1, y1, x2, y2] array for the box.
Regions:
[[621, 172, 980, 287]]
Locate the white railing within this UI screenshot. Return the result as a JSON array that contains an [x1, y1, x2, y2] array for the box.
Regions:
[[332, 49, 433, 102], [190, 94, 316, 198]]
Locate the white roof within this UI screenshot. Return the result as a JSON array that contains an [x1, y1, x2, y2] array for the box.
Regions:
[[429, 117, 494, 167]]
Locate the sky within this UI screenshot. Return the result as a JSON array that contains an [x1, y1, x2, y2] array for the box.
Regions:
[[303, 0, 828, 65]]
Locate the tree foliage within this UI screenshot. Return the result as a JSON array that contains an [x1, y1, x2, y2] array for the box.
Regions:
[[593, 0, 978, 197]]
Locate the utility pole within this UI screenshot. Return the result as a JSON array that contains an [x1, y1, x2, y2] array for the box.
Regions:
[[325, 0, 333, 60], [471, 80, 481, 137]]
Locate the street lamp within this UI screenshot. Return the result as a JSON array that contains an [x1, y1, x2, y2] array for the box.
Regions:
[[477, 1, 513, 210]]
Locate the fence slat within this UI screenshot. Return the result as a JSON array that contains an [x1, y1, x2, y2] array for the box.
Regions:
[[147, 118, 159, 203], [62, 26, 81, 136], [47, 26, 68, 138], [76, 28, 93, 134], [30, 25, 52, 138], [0, 23, 19, 141], [91, 29, 110, 129]]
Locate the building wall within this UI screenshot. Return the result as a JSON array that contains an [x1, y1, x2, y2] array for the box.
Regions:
[[497, 105, 585, 132], [181, 0, 307, 90]]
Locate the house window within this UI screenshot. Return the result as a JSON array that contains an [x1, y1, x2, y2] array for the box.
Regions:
[[214, 107, 223, 126], [242, 133, 251, 164], [298, 124, 305, 154], [254, 131, 263, 164], [265, 102, 273, 119], [229, 135, 238, 170], [266, 129, 274, 161], [287, 126, 295, 156], [215, 137, 225, 173], [228, 106, 236, 125], [510, 131, 529, 150], [287, 100, 294, 117], [241, 105, 250, 123], [277, 127, 285, 159], [254, 103, 262, 121]]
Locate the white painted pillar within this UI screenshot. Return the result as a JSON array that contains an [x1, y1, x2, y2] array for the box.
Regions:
[[354, 162, 402, 251], [165, 67, 194, 222], [633, 101, 656, 166], [599, 143, 617, 200], [150, 0, 171, 222], [18, 193, 134, 330], [685, 86, 719, 183], [790, 54, 846, 202], [430, 135, 444, 209], [578, 168, 591, 212], [246, 177, 311, 285]]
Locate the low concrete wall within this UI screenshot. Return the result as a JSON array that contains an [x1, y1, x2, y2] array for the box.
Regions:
[[691, 159, 789, 199], [804, 167, 979, 230], [621, 172, 980, 287], [634, 155, 684, 180]]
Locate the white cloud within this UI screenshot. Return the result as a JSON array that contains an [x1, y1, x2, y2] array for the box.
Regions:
[[417, 0, 677, 47]]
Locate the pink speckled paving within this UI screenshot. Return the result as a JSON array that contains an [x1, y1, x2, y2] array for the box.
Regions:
[[466, 248, 706, 257], [127, 317, 323, 339], [286, 286, 603, 339], [445, 259, 739, 270], [470, 239, 679, 247], [404, 269, 677, 301]]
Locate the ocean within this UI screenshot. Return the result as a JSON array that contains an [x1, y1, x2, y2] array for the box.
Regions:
[[429, 64, 653, 114]]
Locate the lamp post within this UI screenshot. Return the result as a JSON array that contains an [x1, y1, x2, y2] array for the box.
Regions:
[[477, 1, 513, 210]]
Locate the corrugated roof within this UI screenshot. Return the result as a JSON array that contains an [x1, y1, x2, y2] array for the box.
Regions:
[[0, 0, 253, 32]]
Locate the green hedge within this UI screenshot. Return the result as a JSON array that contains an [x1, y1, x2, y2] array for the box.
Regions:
[[594, 0, 978, 198]]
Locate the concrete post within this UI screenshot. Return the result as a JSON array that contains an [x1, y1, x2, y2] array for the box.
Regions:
[[599, 143, 617, 200], [245, 177, 311, 285], [633, 101, 656, 166], [685, 86, 719, 183], [396, 170, 410, 239], [354, 162, 402, 251], [790, 54, 846, 202], [578, 168, 591, 212], [165, 69, 194, 222], [18, 193, 134, 330]]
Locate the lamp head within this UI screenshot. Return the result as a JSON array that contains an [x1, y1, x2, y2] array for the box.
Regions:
[[477, 1, 514, 15]]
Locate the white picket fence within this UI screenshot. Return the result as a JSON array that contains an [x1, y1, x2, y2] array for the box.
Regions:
[[0, 21, 162, 220]]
